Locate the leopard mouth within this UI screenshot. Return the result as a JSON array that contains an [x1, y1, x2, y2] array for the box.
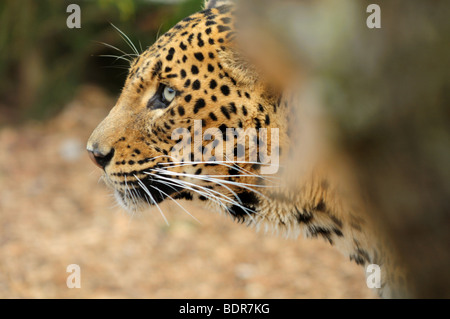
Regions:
[[113, 174, 183, 210]]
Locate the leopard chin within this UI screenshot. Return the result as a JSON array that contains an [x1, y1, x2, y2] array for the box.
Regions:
[[111, 175, 183, 212]]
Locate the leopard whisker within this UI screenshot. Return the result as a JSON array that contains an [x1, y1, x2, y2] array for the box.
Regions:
[[139, 154, 280, 186], [124, 175, 138, 213], [159, 160, 281, 166], [134, 174, 169, 225], [149, 173, 244, 216], [155, 179, 232, 216], [94, 41, 135, 59], [98, 54, 134, 64], [145, 183, 201, 225], [159, 160, 281, 184], [122, 176, 138, 223], [149, 173, 229, 205], [111, 23, 141, 56], [223, 154, 281, 183], [155, 23, 164, 42], [138, 40, 143, 54], [153, 169, 271, 198], [155, 167, 279, 181], [89, 169, 100, 177], [148, 172, 259, 221], [151, 168, 245, 205]]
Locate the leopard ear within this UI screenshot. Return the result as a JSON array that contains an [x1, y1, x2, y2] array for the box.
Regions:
[[204, 0, 234, 10], [218, 46, 259, 87]]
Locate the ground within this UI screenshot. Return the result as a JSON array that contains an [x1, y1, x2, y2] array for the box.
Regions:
[[0, 85, 374, 298]]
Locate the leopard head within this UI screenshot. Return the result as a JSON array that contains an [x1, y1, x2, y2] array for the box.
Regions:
[[87, 0, 288, 221]]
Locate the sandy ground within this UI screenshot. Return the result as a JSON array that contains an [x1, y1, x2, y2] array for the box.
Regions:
[[0, 85, 374, 298]]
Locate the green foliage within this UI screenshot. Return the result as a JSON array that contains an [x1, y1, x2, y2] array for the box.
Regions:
[[0, 0, 203, 123]]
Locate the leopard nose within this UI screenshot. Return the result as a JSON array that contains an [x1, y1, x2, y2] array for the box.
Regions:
[[87, 146, 115, 170]]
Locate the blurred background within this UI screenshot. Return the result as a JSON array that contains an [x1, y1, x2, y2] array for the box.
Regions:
[[0, 0, 372, 298], [0, 0, 205, 123]]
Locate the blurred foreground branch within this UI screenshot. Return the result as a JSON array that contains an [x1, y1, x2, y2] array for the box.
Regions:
[[237, 0, 450, 298]]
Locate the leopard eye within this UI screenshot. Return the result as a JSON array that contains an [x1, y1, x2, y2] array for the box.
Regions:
[[162, 86, 176, 103], [147, 84, 177, 110]]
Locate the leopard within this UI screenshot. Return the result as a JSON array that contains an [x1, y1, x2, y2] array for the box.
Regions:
[[87, 0, 406, 298]]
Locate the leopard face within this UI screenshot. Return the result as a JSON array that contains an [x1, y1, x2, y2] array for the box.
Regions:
[[87, 2, 288, 219]]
